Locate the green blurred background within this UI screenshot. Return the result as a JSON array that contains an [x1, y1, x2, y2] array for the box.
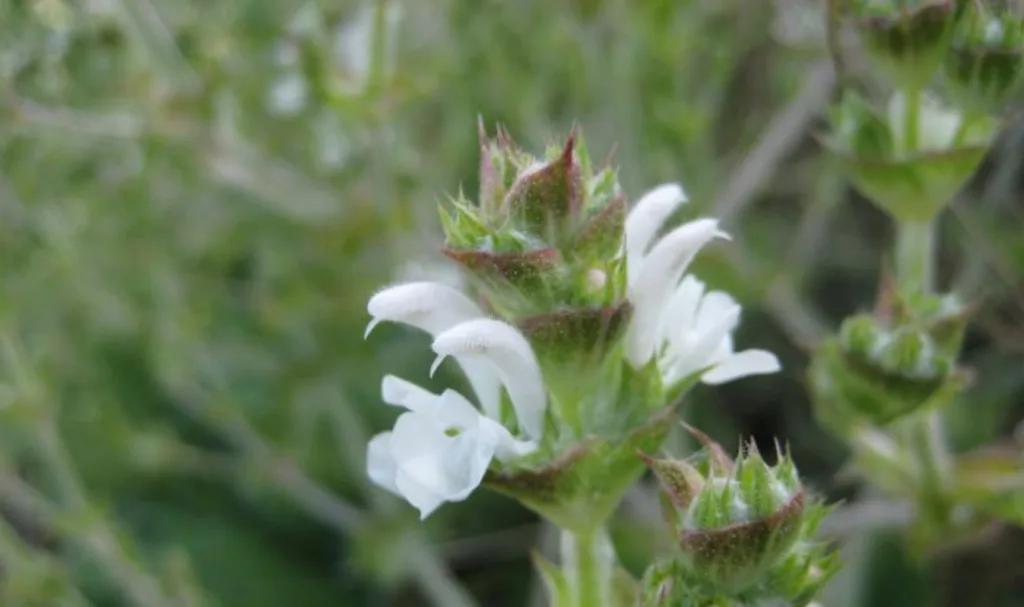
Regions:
[[1, 0, 1022, 605]]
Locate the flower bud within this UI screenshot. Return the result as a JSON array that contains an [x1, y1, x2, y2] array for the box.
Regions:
[[439, 124, 641, 426], [822, 91, 998, 222], [851, 0, 963, 88], [501, 135, 584, 242], [638, 429, 839, 601], [809, 281, 973, 433], [944, 10, 1024, 115], [642, 438, 807, 593], [441, 126, 630, 319]]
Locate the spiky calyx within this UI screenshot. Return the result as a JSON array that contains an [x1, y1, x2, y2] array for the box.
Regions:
[[821, 90, 998, 223], [440, 123, 649, 431], [850, 0, 964, 88], [638, 428, 836, 604], [944, 9, 1024, 115], [809, 275, 972, 433], [442, 122, 627, 317]]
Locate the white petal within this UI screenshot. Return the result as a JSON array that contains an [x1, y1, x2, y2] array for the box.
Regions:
[[381, 375, 439, 414], [685, 302, 741, 365], [457, 358, 503, 420], [433, 389, 486, 429], [367, 283, 501, 414], [665, 321, 736, 385], [391, 410, 497, 519], [394, 470, 448, 519], [365, 282, 485, 338], [625, 219, 728, 367], [887, 92, 961, 154], [624, 183, 688, 281], [479, 416, 538, 461], [390, 411, 452, 465], [694, 290, 740, 329], [701, 349, 781, 384], [432, 319, 547, 440], [366, 432, 400, 495], [660, 276, 705, 355]]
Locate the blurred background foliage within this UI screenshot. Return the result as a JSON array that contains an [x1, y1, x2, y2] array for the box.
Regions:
[[0, 0, 1022, 605]]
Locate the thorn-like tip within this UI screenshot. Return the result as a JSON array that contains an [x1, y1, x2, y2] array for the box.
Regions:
[[477, 114, 488, 146]]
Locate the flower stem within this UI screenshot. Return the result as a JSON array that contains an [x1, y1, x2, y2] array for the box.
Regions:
[[560, 527, 613, 607], [895, 219, 935, 293], [904, 411, 952, 526], [893, 219, 953, 532]]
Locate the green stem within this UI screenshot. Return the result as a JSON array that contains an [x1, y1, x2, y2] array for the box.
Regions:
[[904, 412, 952, 524], [895, 219, 934, 294], [893, 218, 954, 532], [561, 528, 613, 607]]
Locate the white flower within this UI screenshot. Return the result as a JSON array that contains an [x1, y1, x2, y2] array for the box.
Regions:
[[366, 375, 536, 519], [657, 276, 781, 386], [623, 183, 729, 367], [887, 92, 964, 155], [431, 318, 547, 440], [365, 286, 548, 517], [366, 282, 500, 418], [622, 183, 780, 386], [624, 183, 689, 282]]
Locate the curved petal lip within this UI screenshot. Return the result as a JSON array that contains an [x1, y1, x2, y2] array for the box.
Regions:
[[701, 349, 781, 384], [365, 281, 486, 338], [432, 318, 547, 440]]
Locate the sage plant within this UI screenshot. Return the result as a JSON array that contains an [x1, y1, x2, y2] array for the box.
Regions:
[[812, 0, 1024, 553], [363, 124, 836, 606]]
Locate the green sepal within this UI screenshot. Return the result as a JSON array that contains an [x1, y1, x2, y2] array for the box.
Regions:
[[637, 500, 838, 607], [821, 138, 990, 223], [483, 405, 677, 534], [683, 423, 736, 477], [853, 0, 961, 88], [822, 90, 999, 222], [571, 193, 626, 261], [531, 551, 571, 606], [442, 246, 565, 316], [808, 283, 974, 431], [808, 336, 967, 433], [638, 452, 705, 512], [943, 11, 1024, 114], [501, 134, 584, 244], [736, 444, 786, 520], [517, 301, 632, 393], [678, 492, 805, 593]]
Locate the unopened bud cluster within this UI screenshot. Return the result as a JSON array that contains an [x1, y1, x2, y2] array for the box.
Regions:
[[809, 279, 971, 433], [823, 1, 1021, 223], [851, 0, 1024, 104], [440, 124, 634, 407], [946, 7, 1024, 113], [638, 428, 836, 606]]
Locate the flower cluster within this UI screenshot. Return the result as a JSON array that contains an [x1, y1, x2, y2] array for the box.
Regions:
[[363, 126, 780, 520], [623, 185, 781, 386], [638, 429, 836, 606], [823, 0, 1024, 224]]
